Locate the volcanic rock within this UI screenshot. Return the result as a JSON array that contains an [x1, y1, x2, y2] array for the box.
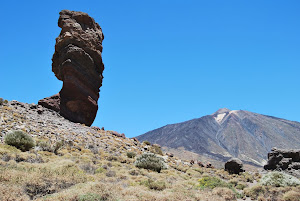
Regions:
[[264, 148, 300, 178], [225, 158, 244, 174], [38, 10, 104, 126]]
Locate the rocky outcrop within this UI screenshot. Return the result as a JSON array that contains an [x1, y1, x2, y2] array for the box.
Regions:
[[225, 158, 244, 174], [38, 10, 104, 126], [264, 148, 300, 178]]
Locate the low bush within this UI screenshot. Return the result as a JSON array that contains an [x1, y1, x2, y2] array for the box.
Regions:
[[106, 170, 116, 177], [95, 167, 106, 174], [260, 171, 300, 187], [198, 176, 232, 189], [78, 193, 103, 201], [4, 130, 35, 151], [53, 140, 64, 154], [134, 152, 167, 173], [151, 145, 163, 155], [37, 140, 52, 152], [141, 179, 166, 191], [244, 185, 266, 200], [212, 187, 236, 201], [236, 182, 247, 190], [283, 190, 300, 201], [127, 152, 136, 158], [0, 98, 3, 105]]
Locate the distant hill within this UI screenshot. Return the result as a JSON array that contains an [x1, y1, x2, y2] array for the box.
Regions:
[[137, 108, 300, 166]]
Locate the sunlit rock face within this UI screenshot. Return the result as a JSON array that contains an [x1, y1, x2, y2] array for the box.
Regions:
[[39, 10, 104, 126]]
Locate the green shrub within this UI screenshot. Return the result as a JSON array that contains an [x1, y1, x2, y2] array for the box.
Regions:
[[236, 182, 247, 190], [4, 130, 35, 151], [78, 193, 103, 201], [198, 176, 232, 189], [127, 152, 136, 158], [134, 152, 167, 173], [140, 179, 166, 191], [244, 185, 266, 200], [260, 171, 300, 187], [37, 140, 52, 152], [0, 98, 3, 105], [151, 145, 163, 155], [143, 141, 151, 145]]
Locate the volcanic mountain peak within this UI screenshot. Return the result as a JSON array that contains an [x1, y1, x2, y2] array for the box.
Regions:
[[212, 108, 240, 124], [137, 109, 300, 167], [213, 108, 231, 115]]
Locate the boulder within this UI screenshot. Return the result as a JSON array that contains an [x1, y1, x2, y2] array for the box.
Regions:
[[38, 10, 105, 126], [264, 148, 300, 178], [225, 158, 244, 174]]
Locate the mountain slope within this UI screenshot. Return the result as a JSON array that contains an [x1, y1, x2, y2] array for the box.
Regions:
[[137, 108, 300, 166]]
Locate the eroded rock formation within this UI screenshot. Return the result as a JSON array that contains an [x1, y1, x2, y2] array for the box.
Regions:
[[264, 148, 300, 178], [39, 10, 104, 126]]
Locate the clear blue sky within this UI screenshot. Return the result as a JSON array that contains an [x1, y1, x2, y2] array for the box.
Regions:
[[1, 1, 299, 138]]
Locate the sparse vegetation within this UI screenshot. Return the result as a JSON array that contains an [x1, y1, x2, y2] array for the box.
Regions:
[[134, 152, 167, 173], [4, 130, 35, 151], [260, 172, 300, 187]]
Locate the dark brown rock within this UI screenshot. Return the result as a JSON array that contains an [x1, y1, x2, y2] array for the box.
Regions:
[[111, 131, 125, 139], [225, 158, 244, 174], [264, 148, 300, 178], [38, 10, 104, 126], [197, 161, 204, 167]]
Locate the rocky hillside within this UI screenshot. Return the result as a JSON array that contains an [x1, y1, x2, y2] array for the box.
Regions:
[[137, 108, 300, 167], [1, 100, 300, 201]]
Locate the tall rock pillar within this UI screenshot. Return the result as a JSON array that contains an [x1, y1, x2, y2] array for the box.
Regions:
[[39, 10, 104, 126]]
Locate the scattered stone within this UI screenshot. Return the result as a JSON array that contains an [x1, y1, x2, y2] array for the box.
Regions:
[[197, 161, 204, 167], [111, 131, 125, 138], [225, 158, 244, 174], [38, 10, 105, 126], [91, 126, 101, 131]]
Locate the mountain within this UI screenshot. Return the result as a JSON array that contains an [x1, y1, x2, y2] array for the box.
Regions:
[[137, 108, 300, 166]]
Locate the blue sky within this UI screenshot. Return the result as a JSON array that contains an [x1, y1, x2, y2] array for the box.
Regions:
[[1, 1, 299, 138]]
